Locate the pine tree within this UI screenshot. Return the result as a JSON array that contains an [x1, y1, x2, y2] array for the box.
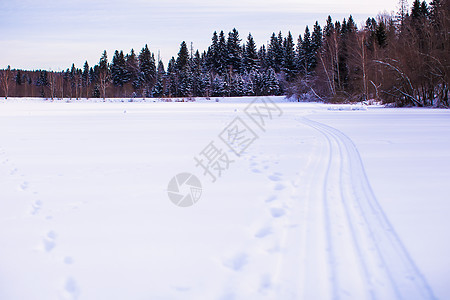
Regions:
[[192, 50, 205, 96], [243, 33, 259, 73], [282, 31, 297, 81], [212, 75, 227, 97], [82, 61, 90, 98], [263, 67, 280, 95], [229, 73, 245, 96], [151, 59, 166, 98], [258, 45, 268, 71], [226, 28, 242, 73], [166, 57, 177, 97], [267, 32, 283, 72], [139, 44, 156, 97], [152, 77, 164, 98], [176, 41, 189, 71], [411, 0, 422, 19], [298, 26, 312, 74], [175, 41, 193, 97], [126, 49, 140, 91], [216, 31, 228, 75], [206, 31, 219, 73], [375, 22, 388, 48], [337, 16, 358, 92], [311, 21, 323, 71], [251, 71, 264, 96]]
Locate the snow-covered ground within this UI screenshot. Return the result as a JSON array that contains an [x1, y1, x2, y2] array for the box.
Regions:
[[0, 97, 448, 300]]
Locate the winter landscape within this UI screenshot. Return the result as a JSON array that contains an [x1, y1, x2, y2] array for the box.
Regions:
[[0, 97, 449, 300], [1, 0, 449, 299]]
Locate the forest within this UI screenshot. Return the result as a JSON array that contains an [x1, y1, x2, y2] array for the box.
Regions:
[[1, 0, 448, 107]]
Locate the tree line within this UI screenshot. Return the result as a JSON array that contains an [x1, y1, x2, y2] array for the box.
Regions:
[[1, 0, 448, 106]]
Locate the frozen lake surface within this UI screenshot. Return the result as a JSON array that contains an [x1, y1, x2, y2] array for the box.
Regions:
[[0, 97, 449, 299]]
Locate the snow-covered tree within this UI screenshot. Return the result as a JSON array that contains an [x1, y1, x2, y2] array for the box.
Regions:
[[243, 33, 259, 73], [226, 28, 242, 73], [139, 44, 156, 97], [282, 31, 297, 81]]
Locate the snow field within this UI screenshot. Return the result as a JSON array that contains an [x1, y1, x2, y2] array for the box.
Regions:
[[0, 98, 449, 299]]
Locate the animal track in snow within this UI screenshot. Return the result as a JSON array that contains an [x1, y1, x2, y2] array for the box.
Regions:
[[274, 183, 285, 191], [61, 277, 80, 300], [255, 226, 272, 238], [31, 200, 42, 215], [268, 173, 282, 181], [223, 253, 248, 271], [265, 195, 277, 203], [19, 181, 29, 191], [269, 207, 286, 218], [43, 231, 56, 252]]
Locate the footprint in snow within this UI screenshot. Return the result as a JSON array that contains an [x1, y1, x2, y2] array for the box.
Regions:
[[274, 183, 286, 191], [43, 231, 56, 252], [223, 253, 248, 271], [268, 174, 282, 181], [61, 277, 80, 300], [31, 200, 42, 215], [19, 181, 29, 191], [270, 207, 286, 218], [265, 195, 277, 203], [255, 226, 272, 238]]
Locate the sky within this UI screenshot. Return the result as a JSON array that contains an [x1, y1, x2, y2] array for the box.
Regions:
[[0, 0, 399, 71]]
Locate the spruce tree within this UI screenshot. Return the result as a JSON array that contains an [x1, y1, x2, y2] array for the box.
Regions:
[[139, 44, 156, 97], [212, 75, 227, 97], [166, 57, 177, 97], [258, 45, 268, 71], [375, 22, 388, 48], [282, 31, 297, 81], [175, 41, 193, 97], [126, 49, 140, 91], [263, 67, 280, 95], [111, 50, 128, 88], [226, 28, 242, 73], [311, 21, 323, 71], [267, 33, 283, 72], [206, 31, 219, 73], [299, 26, 312, 74], [151, 59, 166, 98], [243, 33, 259, 73], [216, 31, 228, 75], [230, 73, 245, 96], [82, 61, 90, 98]]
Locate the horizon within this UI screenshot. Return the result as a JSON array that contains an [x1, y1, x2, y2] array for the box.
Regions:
[[0, 0, 398, 71]]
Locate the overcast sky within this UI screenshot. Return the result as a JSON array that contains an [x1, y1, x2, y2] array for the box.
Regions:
[[0, 0, 398, 70]]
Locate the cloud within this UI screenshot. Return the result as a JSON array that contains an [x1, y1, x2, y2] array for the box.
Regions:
[[0, 0, 397, 70]]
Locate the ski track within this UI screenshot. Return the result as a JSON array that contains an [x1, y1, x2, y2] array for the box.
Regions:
[[299, 117, 436, 300]]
